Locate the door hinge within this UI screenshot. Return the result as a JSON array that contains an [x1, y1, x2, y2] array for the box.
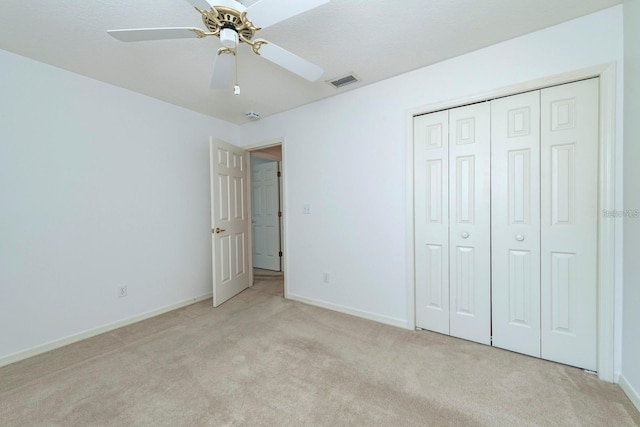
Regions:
[[279, 251, 283, 257], [278, 211, 282, 217], [277, 171, 281, 177]]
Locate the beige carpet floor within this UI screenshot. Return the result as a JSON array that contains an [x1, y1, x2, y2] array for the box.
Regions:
[[1, 273, 638, 426]]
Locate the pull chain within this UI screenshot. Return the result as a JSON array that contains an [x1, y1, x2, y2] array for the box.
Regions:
[[233, 48, 240, 96]]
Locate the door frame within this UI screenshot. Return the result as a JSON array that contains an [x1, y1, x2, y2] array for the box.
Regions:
[[405, 63, 618, 382], [245, 138, 288, 297]]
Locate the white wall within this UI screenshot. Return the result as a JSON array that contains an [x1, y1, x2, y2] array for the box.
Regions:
[[240, 7, 625, 365], [622, 0, 640, 408], [0, 49, 239, 362]]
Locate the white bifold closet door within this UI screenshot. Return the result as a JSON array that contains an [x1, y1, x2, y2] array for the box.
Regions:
[[491, 90, 542, 358], [414, 103, 491, 345], [491, 78, 598, 370], [540, 79, 598, 370], [448, 103, 491, 345], [414, 110, 450, 335]]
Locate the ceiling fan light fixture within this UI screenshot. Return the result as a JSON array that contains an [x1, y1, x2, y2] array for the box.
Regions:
[[220, 27, 238, 48]]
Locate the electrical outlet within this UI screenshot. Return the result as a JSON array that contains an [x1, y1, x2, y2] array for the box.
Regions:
[[118, 285, 128, 298], [323, 273, 330, 284]]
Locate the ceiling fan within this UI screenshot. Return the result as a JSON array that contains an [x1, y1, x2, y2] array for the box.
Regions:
[[107, 0, 328, 91]]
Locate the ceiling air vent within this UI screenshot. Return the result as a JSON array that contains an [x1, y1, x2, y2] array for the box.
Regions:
[[327, 74, 359, 89]]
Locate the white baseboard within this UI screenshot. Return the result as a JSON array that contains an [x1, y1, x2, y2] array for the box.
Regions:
[[0, 293, 212, 368], [619, 374, 640, 412], [287, 293, 407, 329]]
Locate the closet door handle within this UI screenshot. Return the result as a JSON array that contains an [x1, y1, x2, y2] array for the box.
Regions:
[[461, 232, 469, 239], [515, 234, 525, 242]]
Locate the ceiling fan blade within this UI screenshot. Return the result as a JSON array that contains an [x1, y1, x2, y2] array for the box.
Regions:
[[185, 0, 246, 12], [247, 0, 329, 29], [257, 42, 323, 82], [107, 27, 206, 42], [184, 0, 215, 10], [211, 49, 235, 89]]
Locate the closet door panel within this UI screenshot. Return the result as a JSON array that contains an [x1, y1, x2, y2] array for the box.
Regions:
[[541, 78, 598, 371], [449, 103, 491, 345], [414, 111, 450, 334], [491, 91, 541, 357]]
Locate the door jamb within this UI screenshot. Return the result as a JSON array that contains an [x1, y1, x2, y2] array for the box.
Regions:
[[405, 63, 617, 382]]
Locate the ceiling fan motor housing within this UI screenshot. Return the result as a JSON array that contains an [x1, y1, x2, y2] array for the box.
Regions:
[[201, 6, 258, 44]]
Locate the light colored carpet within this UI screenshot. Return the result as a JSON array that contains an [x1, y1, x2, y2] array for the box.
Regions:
[[1, 276, 638, 426], [253, 268, 284, 279]]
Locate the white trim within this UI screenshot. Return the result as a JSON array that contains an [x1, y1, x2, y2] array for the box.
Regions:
[[243, 138, 284, 152], [405, 64, 616, 118], [405, 62, 617, 382], [596, 64, 617, 383], [246, 147, 254, 287], [619, 374, 640, 412], [0, 293, 212, 368], [278, 159, 284, 274], [405, 110, 416, 331], [288, 293, 407, 329], [281, 142, 289, 297]]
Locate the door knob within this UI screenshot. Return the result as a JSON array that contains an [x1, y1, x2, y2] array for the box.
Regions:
[[215, 227, 226, 234], [461, 232, 469, 239], [515, 234, 525, 241]]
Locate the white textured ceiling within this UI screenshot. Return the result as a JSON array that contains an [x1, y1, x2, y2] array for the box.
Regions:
[[0, 0, 621, 124]]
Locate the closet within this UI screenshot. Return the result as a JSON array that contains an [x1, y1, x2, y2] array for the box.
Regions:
[[414, 78, 598, 371]]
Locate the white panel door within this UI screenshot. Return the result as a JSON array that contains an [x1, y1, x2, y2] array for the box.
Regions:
[[210, 138, 251, 307], [540, 78, 599, 370], [414, 111, 450, 334], [251, 160, 281, 271], [491, 91, 542, 357], [448, 102, 491, 345]]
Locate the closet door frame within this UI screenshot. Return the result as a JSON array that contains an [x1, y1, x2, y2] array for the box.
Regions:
[[406, 63, 617, 382]]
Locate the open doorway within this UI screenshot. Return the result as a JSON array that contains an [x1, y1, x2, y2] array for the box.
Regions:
[[249, 144, 283, 275]]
